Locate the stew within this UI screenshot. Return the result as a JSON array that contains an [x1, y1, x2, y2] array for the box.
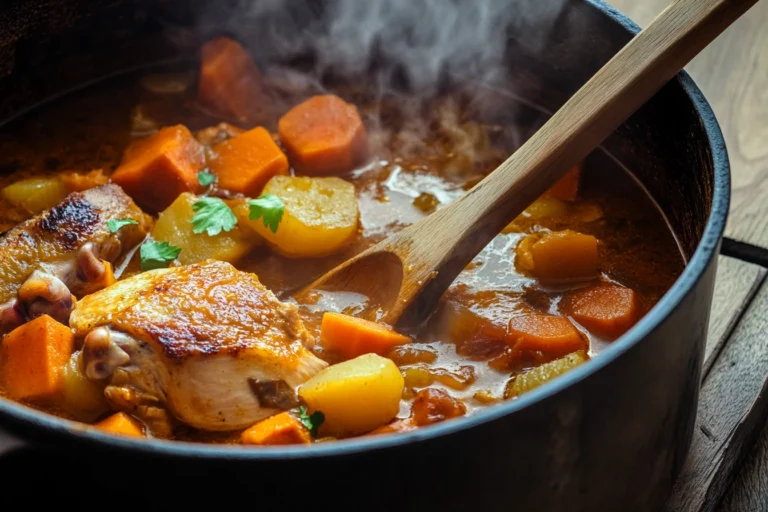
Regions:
[[0, 37, 683, 444]]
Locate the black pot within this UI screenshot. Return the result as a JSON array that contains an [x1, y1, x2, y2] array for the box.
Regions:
[[0, 1, 729, 510]]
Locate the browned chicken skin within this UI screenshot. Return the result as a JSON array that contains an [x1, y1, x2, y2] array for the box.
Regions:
[[71, 260, 327, 434], [0, 184, 151, 331]]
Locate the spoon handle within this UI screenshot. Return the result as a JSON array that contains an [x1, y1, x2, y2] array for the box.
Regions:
[[393, 0, 758, 326]]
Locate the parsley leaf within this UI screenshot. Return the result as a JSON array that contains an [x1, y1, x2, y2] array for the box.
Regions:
[[106, 218, 138, 233], [197, 170, 216, 187], [248, 194, 284, 234], [191, 197, 238, 236], [140, 241, 181, 271], [297, 406, 325, 438]]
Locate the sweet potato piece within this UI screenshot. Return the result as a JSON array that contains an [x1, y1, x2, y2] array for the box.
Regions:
[[198, 37, 266, 123], [95, 412, 145, 437], [210, 127, 289, 196], [562, 283, 641, 339], [278, 95, 368, 175], [111, 125, 205, 212], [0, 315, 75, 401], [545, 163, 582, 201], [320, 312, 409, 359], [518, 230, 599, 284], [507, 313, 587, 357], [241, 412, 311, 445]]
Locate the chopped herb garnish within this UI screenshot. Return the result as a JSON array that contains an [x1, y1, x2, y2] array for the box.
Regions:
[[297, 405, 324, 438], [191, 196, 237, 236], [106, 218, 138, 233], [248, 193, 284, 234], [197, 170, 216, 187], [140, 241, 181, 271]]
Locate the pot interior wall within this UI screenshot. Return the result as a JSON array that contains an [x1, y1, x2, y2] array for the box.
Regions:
[[0, 0, 712, 253]]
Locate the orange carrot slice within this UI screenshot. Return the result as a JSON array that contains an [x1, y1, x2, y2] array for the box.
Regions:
[[198, 37, 266, 123], [507, 313, 587, 357], [562, 283, 641, 339], [278, 95, 368, 175], [111, 125, 205, 212], [320, 312, 410, 359], [0, 315, 75, 401], [241, 412, 311, 445], [94, 412, 145, 437], [210, 127, 289, 196], [545, 163, 582, 201]]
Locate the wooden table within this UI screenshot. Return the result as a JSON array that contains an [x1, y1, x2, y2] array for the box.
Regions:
[[607, 1, 768, 510]]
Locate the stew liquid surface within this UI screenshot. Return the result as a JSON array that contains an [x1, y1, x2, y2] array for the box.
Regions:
[[0, 39, 684, 444]]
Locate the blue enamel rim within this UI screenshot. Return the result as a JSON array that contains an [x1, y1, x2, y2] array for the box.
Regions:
[[0, 0, 730, 460]]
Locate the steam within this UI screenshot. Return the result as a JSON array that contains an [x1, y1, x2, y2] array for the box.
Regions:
[[168, 0, 571, 173], [194, 0, 567, 97]]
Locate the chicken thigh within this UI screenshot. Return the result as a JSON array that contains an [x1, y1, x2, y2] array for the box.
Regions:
[[70, 259, 327, 434], [0, 184, 151, 332]]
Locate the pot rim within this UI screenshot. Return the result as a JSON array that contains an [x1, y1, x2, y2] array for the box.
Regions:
[[0, 0, 730, 460]]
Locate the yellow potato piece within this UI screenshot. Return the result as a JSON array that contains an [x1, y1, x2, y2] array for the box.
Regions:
[[299, 353, 404, 435], [239, 176, 359, 258], [2, 177, 69, 215], [152, 192, 258, 265], [59, 351, 109, 422], [504, 350, 588, 398]]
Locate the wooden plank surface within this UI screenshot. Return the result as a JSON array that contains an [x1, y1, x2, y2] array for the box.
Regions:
[[608, 0, 768, 250], [704, 256, 765, 377], [665, 259, 768, 512], [719, 419, 768, 512]]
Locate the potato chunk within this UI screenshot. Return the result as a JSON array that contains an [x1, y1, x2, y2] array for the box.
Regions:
[[299, 353, 404, 435], [239, 176, 359, 258], [2, 177, 69, 215], [504, 350, 588, 398], [515, 230, 599, 284], [59, 351, 109, 421], [152, 192, 258, 265]]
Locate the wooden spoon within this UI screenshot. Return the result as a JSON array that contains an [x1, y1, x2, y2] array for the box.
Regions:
[[301, 0, 759, 330]]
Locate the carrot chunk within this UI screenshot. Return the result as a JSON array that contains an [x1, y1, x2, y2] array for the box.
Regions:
[[507, 313, 587, 357], [320, 312, 410, 359], [241, 412, 311, 445], [210, 127, 289, 196], [562, 283, 641, 339], [517, 230, 599, 284], [198, 37, 266, 123], [94, 412, 145, 437], [0, 315, 75, 401], [545, 163, 582, 201], [278, 95, 368, 175], [112, 125, 205, 212]]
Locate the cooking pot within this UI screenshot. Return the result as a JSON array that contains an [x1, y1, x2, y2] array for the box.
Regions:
[[0, 1, 728, 510]]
